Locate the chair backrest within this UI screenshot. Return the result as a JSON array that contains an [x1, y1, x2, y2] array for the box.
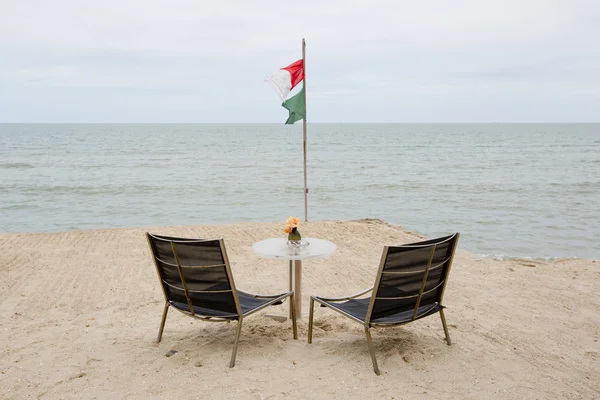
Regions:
[[366, 233, 459, 323], [146, 233, 242, 318]]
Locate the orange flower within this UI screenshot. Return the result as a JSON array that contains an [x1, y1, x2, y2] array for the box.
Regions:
[[283, 216, 300, 233], [286, 216, 300, 227]]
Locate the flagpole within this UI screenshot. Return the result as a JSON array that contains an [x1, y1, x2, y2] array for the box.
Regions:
[[302, 38, 308, 222]]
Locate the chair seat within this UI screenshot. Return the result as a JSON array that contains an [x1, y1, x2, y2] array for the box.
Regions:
[[171, 291, 288, 319], [315, 296, 443, 325]]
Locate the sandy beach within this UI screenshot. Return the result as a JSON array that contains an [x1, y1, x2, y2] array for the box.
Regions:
[[1, 219, 598, 399]]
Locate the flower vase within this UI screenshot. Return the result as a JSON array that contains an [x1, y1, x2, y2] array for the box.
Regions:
[[288, 227, 302, 243]]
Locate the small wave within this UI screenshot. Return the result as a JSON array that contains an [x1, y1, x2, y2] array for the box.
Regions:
[[363, 182, 421, 190], [1, 204, 38, 210], [18, 185, 118, 195], [13, 183, 161, 195], [0, 162, 35, 169], [476, 253, 578, 262]]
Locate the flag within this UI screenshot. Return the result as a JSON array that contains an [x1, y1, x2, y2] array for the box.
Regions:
[[265, 59, 306, 124], [265, 59, 304, 101], [282, 88, 305, 125]]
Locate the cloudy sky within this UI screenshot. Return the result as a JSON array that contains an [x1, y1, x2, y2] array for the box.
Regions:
[[0, 0, 598, 122]]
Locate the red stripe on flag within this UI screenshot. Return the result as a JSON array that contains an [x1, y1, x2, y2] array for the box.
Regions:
[[281, 59, 304, 90]]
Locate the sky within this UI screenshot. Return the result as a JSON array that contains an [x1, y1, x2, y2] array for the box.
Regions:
[[0, 0, 599, 123]]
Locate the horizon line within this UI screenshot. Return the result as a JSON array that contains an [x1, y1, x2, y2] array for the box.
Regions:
[[1, 121, 599, 124]]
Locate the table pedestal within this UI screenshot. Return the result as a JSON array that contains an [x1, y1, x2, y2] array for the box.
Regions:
[[289, 260, 302, 319]]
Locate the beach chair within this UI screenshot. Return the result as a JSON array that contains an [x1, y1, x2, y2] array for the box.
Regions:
[[146, 233, 298, 368], [308, 233, 459, 375]]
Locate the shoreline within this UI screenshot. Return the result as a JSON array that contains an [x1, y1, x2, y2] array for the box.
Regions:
[[1, 218, 596, 263], [1, 219, 599, 398]]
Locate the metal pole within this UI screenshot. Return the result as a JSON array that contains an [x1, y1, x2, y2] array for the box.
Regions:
[[302, 38, 308, 221]]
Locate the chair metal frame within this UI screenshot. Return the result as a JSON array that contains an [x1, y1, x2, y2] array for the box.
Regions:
[[308, 233, 459, 375], [147, 233, 298, 368]]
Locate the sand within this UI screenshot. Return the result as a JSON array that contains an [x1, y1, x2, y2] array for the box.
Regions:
[[1, 219, 599, 399]]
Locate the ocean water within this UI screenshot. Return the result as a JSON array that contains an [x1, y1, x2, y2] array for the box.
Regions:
[[0, 123, 598, 260]]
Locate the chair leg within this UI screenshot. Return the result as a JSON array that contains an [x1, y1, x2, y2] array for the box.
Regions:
[[290, 293, 298, 340], [440, 309, 452, 346], [364, 325, 380, 375], [156, 302, 170, 343], [308, 297, 315, 344], [229, 318, 244, 368]]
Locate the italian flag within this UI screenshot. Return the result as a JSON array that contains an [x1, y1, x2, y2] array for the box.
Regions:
[[265, 59, 305, 124]]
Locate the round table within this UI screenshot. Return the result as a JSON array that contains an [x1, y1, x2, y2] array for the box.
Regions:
[[252, 237, 336, 318]]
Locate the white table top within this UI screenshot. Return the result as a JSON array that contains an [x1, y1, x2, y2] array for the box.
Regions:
[[252, 237, 336, 261]]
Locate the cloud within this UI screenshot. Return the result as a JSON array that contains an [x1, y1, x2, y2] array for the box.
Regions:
[[0, 0, 599, 122]]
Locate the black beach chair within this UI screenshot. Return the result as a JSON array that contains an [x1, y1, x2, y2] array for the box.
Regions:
[[146, 233, 298, 368], [308, 233, 459, 375]]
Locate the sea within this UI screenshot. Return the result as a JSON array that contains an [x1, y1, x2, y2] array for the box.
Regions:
[[1, 123, 598, 260]]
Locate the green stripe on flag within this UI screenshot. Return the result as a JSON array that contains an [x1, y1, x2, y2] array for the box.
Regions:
[[282, 88, 305, 125]]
